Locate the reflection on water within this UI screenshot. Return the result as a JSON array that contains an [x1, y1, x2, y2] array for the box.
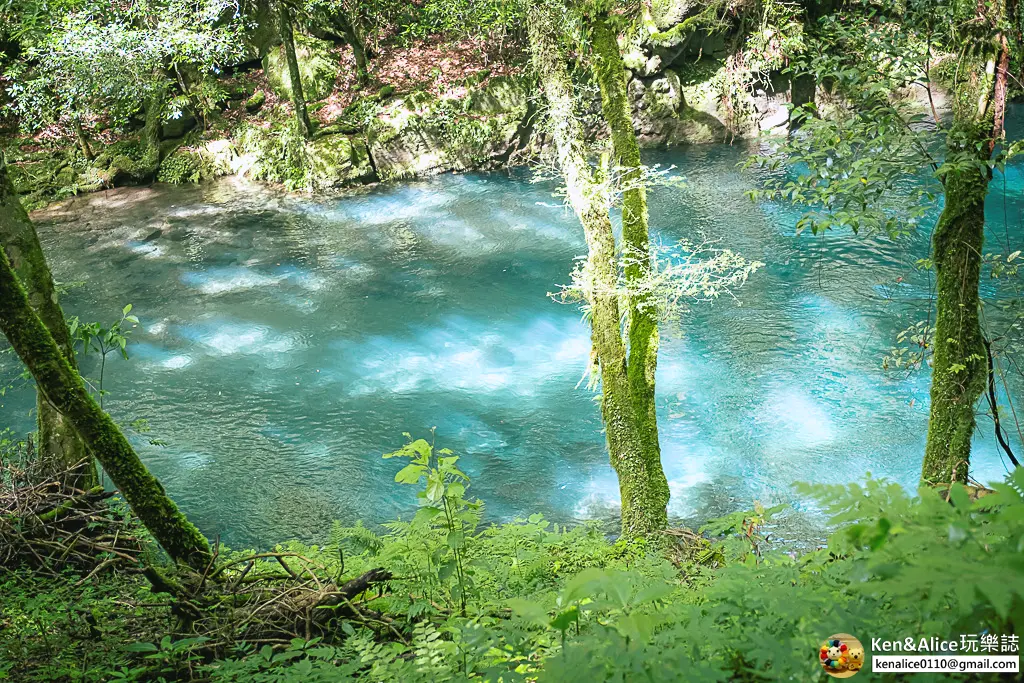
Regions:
[[2, 140, 1022, 546]]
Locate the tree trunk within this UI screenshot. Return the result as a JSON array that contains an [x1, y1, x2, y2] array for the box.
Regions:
[[590, 14, 670, 530], [337, 12, 369, 86], [71, 113, 93, 161], [922, 125, 990, 485], [0, 156, 95, 489], [0, 244, 211, 569], [922, 18, 1009, 484], [528, 6, 668, 536], [789, 0, 836, 123], [277, 1, 313, 139], [143, 90, 164, 168]]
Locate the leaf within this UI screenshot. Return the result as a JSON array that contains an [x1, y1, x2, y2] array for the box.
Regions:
[[124, 642, 159, 653], [550, 606, 579, 632], [561, 568, 609, 605], [122, 304, 132, 315], [506, 598, 548, 626], [446, 529, 464, 549], [394, 463, 426, 485]]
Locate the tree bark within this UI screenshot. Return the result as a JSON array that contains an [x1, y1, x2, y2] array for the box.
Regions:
[[70, 113, 93, 161], [0, 155, 95, 489], [337, 11, 369, 86], [0, 241, 211, 569], [922, 126, 988, 485], [922, 18, 1010, 484], [277, 1, 313, 139], [528, 6, 668, 536], [590, 14, 670, 530]]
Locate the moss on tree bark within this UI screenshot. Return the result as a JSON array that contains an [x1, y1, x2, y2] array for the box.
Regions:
[[590, 13, 670, 531], [0, 243, 211, 569], [922, 122, 990, 485], [528, 6, 668, 536], [0, 155, 95, 488]]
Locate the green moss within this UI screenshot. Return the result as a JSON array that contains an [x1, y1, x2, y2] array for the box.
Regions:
[[922, 123, 989, 485], [0, 243, 211, 569], [592, 14, 670, 537]]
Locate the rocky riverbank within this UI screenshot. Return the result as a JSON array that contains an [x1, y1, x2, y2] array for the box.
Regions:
[[7, 1, 799, 209]]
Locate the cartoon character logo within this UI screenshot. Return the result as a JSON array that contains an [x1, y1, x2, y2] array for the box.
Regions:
[[819, 634, 864, 678]]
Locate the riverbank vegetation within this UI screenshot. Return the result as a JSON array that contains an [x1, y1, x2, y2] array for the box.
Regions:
[[3, 0, 1024, 680]]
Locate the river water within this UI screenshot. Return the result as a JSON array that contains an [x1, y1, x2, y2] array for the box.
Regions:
[[2, 139, 1022, 546]]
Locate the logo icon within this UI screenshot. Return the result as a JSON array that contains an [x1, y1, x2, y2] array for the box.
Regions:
[[819, 633, 865, 678]]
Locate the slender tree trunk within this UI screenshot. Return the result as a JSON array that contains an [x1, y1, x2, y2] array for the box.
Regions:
[[277, 1, 313, 139], [922, 22, 1010, 484], [0, 156, 95, 489], [337, 12, 369, 86], [528, 6, 668, 536], [71, 113, 93, 161], [0, 234, 211, 570], [789, 0, 836, 123], [590, 14, 669, 529]]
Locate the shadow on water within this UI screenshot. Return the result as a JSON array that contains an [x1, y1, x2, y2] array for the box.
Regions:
[[2, 136, 1023, 547]]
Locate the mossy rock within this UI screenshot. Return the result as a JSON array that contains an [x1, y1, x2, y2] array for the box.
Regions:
[[109, 155, 158, 185], [263, 34, 337, 103], [649, 0, 700, 30], [368, 99, 527, 181], [306, 134, 375, 190], [467, 75, 530, 115], [245, 90, 267, 113]]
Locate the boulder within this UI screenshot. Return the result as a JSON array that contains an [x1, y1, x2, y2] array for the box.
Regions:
[[263, 34, 338, 103], [160, 112, 197, 140], [305, 134, 376, 190], [245, 90, 267, 113], [467, 76, 530, 115], [369, 93, 529, 181]]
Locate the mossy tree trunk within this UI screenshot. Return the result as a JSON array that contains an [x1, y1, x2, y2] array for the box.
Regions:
[[277, 0, 313, 139], [0, 156, 95, 489], [0, 233, 211, 569], [922, 9, 1013, 484], [143, 87, 165, 168], [528, 4, 668, 536], [590, 13, 670, 530], [70, 112, 94, 161], [923, 126, 989, 484]]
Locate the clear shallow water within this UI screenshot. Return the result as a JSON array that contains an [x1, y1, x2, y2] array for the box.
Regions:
[[2, 140, 1023, 547]]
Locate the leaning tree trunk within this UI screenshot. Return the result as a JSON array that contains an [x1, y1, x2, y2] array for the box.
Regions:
[[277, 1, 314, 139], [528, 5, 668, 536], [0, 246, 211, 570], [0, 156, 95, 489], [922, 24, 1010, 484], [590, 13, 670, 528], [337, 11, 370, 86], [70, 112, 94, 161]]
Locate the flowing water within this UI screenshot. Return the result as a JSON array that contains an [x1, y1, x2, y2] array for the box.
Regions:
[[3, 138, 1023, 547]]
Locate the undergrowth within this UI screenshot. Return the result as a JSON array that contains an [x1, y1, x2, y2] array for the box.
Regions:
[[2, 435, 1023, 681]]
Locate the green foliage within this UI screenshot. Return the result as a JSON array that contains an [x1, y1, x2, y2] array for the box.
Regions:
[[206, 468, 1024, 680], [157, 150, 211, 185], [68, 303, 138, 408], [5, 463, 1024, 681]]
